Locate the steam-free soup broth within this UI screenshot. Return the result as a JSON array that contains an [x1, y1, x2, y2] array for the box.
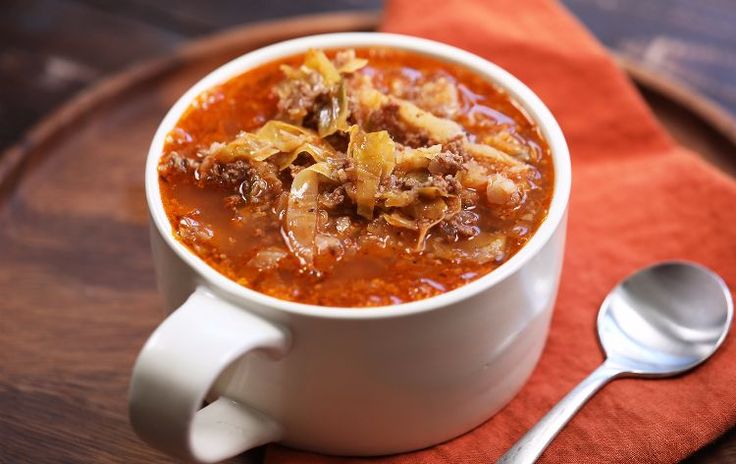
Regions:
[[158, 48, 554, 307]]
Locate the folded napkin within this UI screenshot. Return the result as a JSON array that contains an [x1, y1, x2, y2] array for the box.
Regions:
[[266, 0, 736, 462]]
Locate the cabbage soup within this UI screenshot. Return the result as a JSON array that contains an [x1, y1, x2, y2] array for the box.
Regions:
[[158, 48, 554, 307]]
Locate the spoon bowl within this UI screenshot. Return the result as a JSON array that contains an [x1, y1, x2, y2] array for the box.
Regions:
[[599, 261, 733, 376], [498, 261, 733, 464]]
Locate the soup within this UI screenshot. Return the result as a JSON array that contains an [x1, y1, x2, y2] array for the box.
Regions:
[[158, 48, 554, 307]]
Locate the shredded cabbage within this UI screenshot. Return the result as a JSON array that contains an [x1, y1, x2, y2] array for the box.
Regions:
[[466, 142, 526, 167], [195, 47, 532, 272], [382, 190, 417, 208], [348, 126, 395, 219], [317, 80, 350, 137], [255, 121, 315, 152], [382, 211, 418, 230], [336, 50, 368, 74], [395, 145, 442, 171], [284, 162, 336, 266], [391, 96, 465, 143], [304, 49, 341, 86]]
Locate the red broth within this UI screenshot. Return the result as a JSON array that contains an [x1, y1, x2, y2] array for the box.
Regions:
[[159, 48, 554, 307]]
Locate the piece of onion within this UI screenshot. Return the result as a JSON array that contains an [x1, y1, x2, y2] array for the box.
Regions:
[[247, 246, 288, 271], [304, 161, 337, 181]]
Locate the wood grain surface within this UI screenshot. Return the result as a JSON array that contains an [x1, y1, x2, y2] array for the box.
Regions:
[[1, 11, 735, 464], [2, 0, 736, 152]]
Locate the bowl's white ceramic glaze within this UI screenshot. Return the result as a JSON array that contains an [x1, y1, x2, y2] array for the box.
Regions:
[[130, 32, 571, 463]]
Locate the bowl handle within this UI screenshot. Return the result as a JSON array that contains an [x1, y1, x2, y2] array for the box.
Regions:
[[128, 286, 289, 462]]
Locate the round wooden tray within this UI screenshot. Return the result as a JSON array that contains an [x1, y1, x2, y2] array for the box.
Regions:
[[1, 11, 734, 464]]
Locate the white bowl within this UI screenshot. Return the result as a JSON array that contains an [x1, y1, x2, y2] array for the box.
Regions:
[[131, 32, 571, 463]]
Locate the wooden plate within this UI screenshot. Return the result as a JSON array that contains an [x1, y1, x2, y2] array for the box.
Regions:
[[1, 11, 734, 464]]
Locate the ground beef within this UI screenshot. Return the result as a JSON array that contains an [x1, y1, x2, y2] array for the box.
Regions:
[[245, 161, 284, 202], [364, 102, 431, 148], [425, 174, 462, 196], [460, 188, 480, 207], [198, 157, 284, 205], [275, 70, 329, 124], [391, 172, 462, 198], [364, 102, 399, 132], [443, 137, 469, 160], [158, 151, 200, 180], [428, 150, 465, 176], [319, 186, 346, 210], [440, 210, 480, 239], [199, 159, 251, 188], [329, 157, 354, 184]]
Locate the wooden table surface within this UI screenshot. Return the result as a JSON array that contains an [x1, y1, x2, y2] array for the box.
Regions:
[[1, 1, 735, 463]]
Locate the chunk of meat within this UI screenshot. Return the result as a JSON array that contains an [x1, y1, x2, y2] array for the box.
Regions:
[[440, 209, 480, 239], [428, 150, 465, 176], [246, 159, 285, 202], [363, 101, 429, 147], [275, 68, 329, 124], [198, 154, 285, 205], [158, 151, 200, 179], [443, 137, 469, 160], [198, 159, 251, 188], [394, 173, 461, 197]]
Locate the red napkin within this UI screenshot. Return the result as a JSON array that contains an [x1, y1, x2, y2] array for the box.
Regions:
[[266, 0, 736, 462]]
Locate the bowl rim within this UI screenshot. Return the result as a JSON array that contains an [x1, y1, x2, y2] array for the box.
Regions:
[[145, 32, 571, 320]]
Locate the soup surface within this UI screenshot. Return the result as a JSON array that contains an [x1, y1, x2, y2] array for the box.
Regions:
[[159, 48, 554, 307]]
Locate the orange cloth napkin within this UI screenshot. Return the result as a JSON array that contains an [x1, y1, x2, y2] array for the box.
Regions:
[[266, 0, 736, 462]]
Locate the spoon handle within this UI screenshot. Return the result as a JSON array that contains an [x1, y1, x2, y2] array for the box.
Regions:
[[497, 362, 622, 464]]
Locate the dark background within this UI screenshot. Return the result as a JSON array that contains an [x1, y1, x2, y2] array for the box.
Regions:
[[1, 0, 735, 151]]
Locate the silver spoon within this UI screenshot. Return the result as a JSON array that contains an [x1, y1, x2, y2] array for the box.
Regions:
[[498, 261, 733, 464]]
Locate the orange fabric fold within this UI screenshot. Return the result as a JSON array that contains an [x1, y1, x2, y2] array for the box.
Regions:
[[266, 0, 736, 462]]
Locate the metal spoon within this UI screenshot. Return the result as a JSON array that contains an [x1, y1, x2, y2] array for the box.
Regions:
[[498, 261, 733, 464]]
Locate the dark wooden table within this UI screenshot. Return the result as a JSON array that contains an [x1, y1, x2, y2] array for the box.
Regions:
[[1, 1, 735, 462], [2, 0, 736, 152]]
